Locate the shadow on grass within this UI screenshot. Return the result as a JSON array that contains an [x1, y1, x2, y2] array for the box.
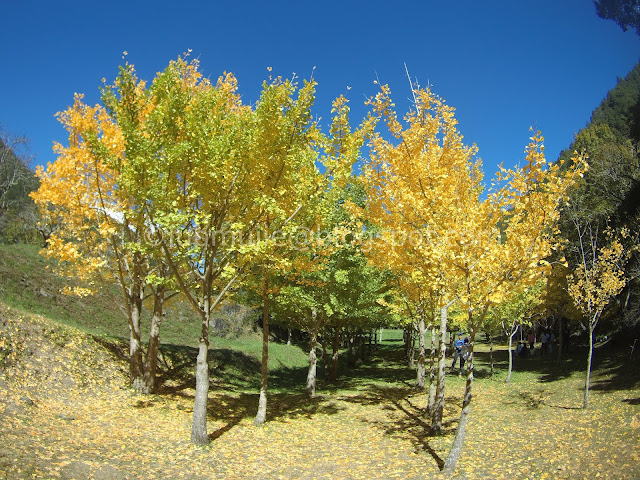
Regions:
[[204, 391, 348, 441], [148, 332, 638, 458], [472, 337, 640, 394]]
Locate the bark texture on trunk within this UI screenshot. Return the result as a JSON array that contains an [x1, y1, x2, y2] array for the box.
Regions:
[[142, 290, 164, 394], [416, 314, 426, 389], [427, 323, 437, 417], [442, 333, 476, 475], [431, 304, 448, 433], [584, 317, 596, 408], [191, 308, 210, 445], [129, 289, 145, 393], [254, 285, 270, 426], [306, 329, 318, 398]]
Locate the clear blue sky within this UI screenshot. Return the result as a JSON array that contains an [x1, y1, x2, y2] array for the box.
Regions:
[[1, 0, 638, 177]]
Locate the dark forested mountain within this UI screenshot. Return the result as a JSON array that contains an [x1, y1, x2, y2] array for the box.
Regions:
[[559, 62, 640, 163], [557, 61, 640, 331]]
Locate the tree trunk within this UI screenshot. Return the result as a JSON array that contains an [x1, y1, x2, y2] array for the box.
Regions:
[[287, 329, 292, 346], [321, 338, 328, 379], [330, 329, 340, 382], [583, 316, 596, 409], [347, 335, 355, 369], [191, 302, 210, 445], [442, 332, 476, 475], [431, 304, 449, 433], [416, 312, 426, 389], [427, 323, 437, 417], [142, 290, 164, 394], [505, 324, 517, 383], [254, 285, 270, 426], [488, 334, 494, 379], [306, 326, 318, 398], [129, 288, 145, 393], [557, 316, 563, 362]]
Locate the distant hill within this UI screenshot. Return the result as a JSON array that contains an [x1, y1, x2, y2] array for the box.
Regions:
[[556, 60, 640, 331], [558, 61, 640, 163]]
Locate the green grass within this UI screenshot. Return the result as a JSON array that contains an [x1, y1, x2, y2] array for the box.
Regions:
[[0, 243, 310, 393], [0, 243, 129, 338]]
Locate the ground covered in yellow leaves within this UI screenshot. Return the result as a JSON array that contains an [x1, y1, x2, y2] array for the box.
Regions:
[[1, 304, 639, 479]]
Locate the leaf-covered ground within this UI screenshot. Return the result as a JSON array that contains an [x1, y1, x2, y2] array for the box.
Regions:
[[1, 304, 639, 479]]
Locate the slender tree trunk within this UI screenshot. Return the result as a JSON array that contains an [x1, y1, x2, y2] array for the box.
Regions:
[[416, 312, 426, 389], [427, 323, 437, 417], [407, 326, 416, 368], [442, 331, 476, 475], [287, 329, 292, 346], [432, 304, 449, 433], [488, 334, 494, 379], [321, 337, 328, 379], [347, 335, 355, 369], [583, 316, 596, 409], [142, 290, 164, 394], [129, 288, 145, 393], [191, 299, 211, 445], [254, 283, 270, 426], [505, 324, 518, 383], [557, 316, 563, 362], [306, 328, 318, 398], [330, 328, 340, 382]]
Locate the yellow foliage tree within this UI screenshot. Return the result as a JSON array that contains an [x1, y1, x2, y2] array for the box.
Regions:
[[357, 81, 584, 474], [30, 90, 169, 394], [567, 225, 631, 408]]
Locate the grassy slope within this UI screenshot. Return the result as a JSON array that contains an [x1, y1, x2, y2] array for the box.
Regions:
[[0, 243, 310, 389]]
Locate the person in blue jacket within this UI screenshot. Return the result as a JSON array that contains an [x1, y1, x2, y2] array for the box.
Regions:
[[450, 332, 465, 373]]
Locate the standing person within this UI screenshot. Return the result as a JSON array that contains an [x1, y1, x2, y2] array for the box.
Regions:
[[458, 338, 471, 375], [450, 333, 465, 373], [540, 329, 550, 356], [527, 330, 536, 350]]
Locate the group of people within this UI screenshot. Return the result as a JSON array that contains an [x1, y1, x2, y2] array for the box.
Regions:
[[449, 326, 570, 374], [517, 329, 560, 358]]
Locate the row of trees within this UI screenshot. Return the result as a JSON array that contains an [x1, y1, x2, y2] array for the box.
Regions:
[[30, 54, 638, 475], [31, 55, 395, 443]]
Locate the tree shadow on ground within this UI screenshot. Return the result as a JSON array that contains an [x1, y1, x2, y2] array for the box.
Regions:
[[471, 347, 584, 383], [588, 350, 640, 393], [472, 337, 640, 392], [204, 391, 348, 441], [330, 382, 463, 471], [151, 333, 639, 450]]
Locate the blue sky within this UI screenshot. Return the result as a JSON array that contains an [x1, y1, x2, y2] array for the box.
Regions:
[[1, 1, 638, 178]]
